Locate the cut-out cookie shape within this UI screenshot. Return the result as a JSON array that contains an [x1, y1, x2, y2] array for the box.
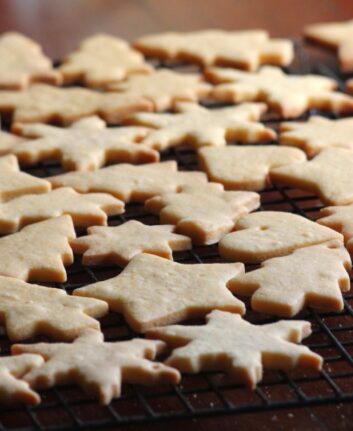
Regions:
[[13, 116, 158, 171], [229, 242, 351, 317], [304, 20, 353, 72], [71, 220, 191, 266], [49, 161, 207, 203], [0, 355, 43, 405], [198, 145, 306, 191], [0, 84, 152, 126], [318, 204, 353, 255], [0, 131, 25, 156], [108, 69, 212, 111], [279, 116, 353, 157], [0, 187, 123, 235], [0, 32, 61, 90], [145, 183, 260, 245], [219, 211, 342, 263], [59, 34, 153, 88], [74, 253, 245, 332], [206, 66, 353, 118], [270, 147, 353, 205], [0, 276, 108, 341], [0, 215, 75, 282], [126, 102, 275, 151], [12, 329, 180, 404], [147, 310, 322, 388], [133, 30, 293, 71], [0, 155, 50, 202]]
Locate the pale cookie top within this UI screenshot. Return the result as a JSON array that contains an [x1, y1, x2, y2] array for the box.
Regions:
[[304, 20, 353, 71], [0, 215, 75, 283], [145, 183, 260, 245], [0, 154, 50, 202], [0, 32, 61, 89], [229, 242, 351, 317], [0, 187, 124, 235], [270, 147, 353, 205], [108, 69, 212, 111], [318, 204, 353, 255], [49, 161, 207, 203], [73, 253, 245, 332], [279, 116, 353, 157], [59, 34, 153, 88], [0, 276, 108, 341], [133, 29, 293, 71], [205, 66, 353, 118], [219, 211, 342, 263], [198, 145, 306, 191], [0, 130, 25, 156], [0, 84, 152, 126], [13, 330, 180, 405], [13, 116, 158, 171], [147, 310, 322, 388], [126, 102, 275, 150], [0, 354, 44, 405], [71, 220, 191, 266]]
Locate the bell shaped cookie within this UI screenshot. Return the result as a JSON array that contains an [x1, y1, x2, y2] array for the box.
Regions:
[[219, 211, 342, 263]]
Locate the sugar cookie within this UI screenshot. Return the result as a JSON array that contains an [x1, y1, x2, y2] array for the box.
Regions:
[[71, 220, 191, 266], [74, 253, 245, 332], [145, 183, 260, 245], [219, 211, 342, 263], [147, 310, 322, 388], [198, 145, 306, 190], [12, 330, 180, 404]]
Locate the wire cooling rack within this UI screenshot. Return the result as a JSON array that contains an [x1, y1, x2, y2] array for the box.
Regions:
[[1, 40, 353, 430]]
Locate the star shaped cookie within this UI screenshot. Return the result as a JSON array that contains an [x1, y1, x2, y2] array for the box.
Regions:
[[318, 204, 353, 255], [206, 66, 353, 118], [49, 161, 207, 202], [108, 69, 212, 111], [133, 29, 293, 70], [0, 187, 124, 234], [0, 355, 43, 405], [145, 183, 260, 245], [0, 84, 152, 126], [219, 211, 342, 263], [0, 215, 75, 282], [73, 253, 245, 332], [59, 33, 153, 87], [147, 310, 322, 388], [0, 155, 50, 202], [0, 276, 108, 341], [229, 242, 351, 316], [0, 130, 25, 156], [13, 116, 158, 171], [126, 102, 275, 150], [0, 32, 61, 89], [304, 20, 353, 71], [71, 220, 191, 266], [270, 147, 353, 205], [279, 116, 353, 157], [198, 145, 306, 190], [12, 330, 180, 404]]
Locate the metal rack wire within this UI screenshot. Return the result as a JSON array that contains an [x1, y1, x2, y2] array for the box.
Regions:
[[1, 40, 353, 430]]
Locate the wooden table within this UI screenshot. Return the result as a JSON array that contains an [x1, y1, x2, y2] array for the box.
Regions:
[[0, 1, 353, 430]]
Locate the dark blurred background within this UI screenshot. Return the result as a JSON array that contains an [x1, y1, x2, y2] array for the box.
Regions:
[[0, 0, 352, 58]]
